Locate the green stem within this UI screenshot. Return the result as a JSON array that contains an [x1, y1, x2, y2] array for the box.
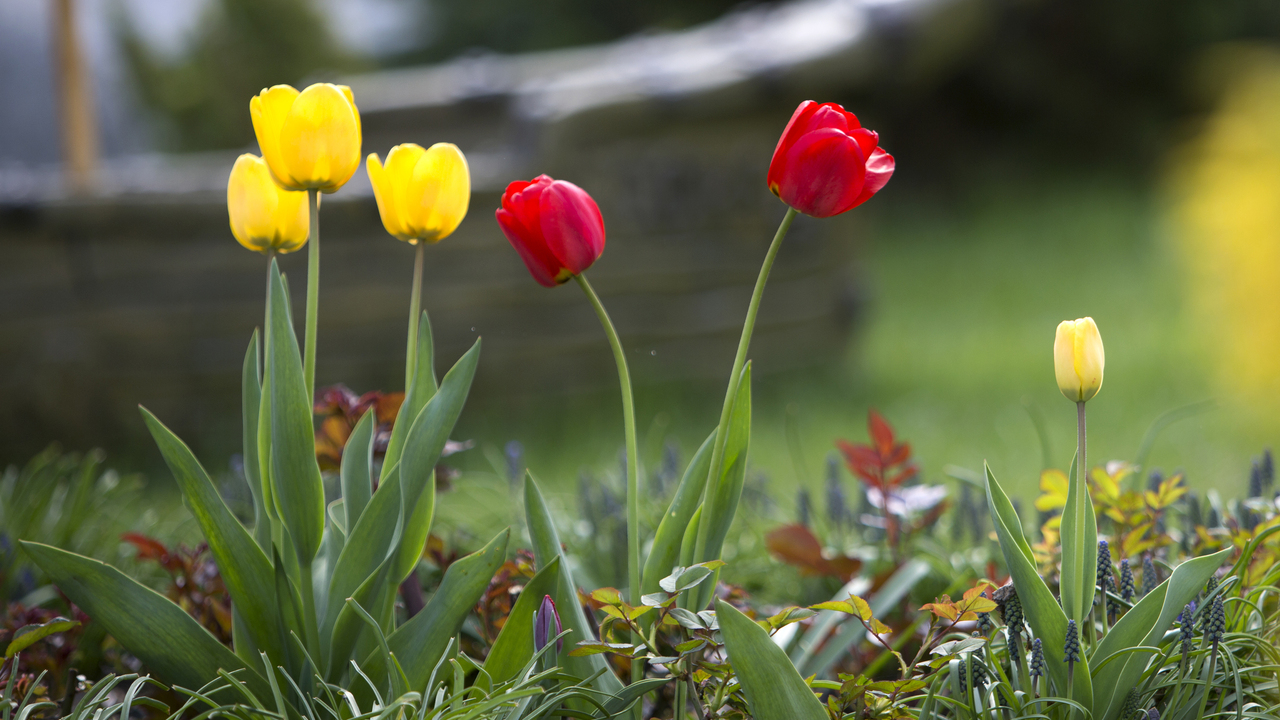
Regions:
[[690, 207, 797, 591], [1078, 401, 1095, 648], [1195, 642, 1218, 720], [406, 240, 424, 389], [573, 273, 642, 689], [304, 189, 320, 403]]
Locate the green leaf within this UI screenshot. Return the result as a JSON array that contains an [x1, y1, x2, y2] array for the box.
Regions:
[[1060, 451, 1096, 625], [357, 528, 509, 699], [1090, 547, 1231, 720], [266, 260, 326, 565], [140, 408, 286, 666], [716, 599, 826, 720], [641, 431, 714, 595], [20, 542, 272, 702], [524, 473, 624, 696], [241, 330, 270, 552], [483, 557, 561, 685], [390, 339, 481, 584], [5, 617, 79, 658], [985, 463, 1092, 707], [381, 310, 439, 484], [693, 362, 751, 609], [592, 678, 671, 719], [341, 410, 376, 532]]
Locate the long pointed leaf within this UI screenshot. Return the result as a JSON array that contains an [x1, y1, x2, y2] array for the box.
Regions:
[[140, 407, 285, 666], [381, 311, 439, 484], [1061, 450, 1095, 625], [985, 463, 1092, 706], [20, 542, 272, 702], [241, 331, 270, 551], [642, 431, 714, 596], [693, 363, 751, 609], [357, 528, 510, 699], [341, 410, 375, 532], [717, 599, 826, 720], [524, 473, 624, 695], [266, 261, 326, 565]]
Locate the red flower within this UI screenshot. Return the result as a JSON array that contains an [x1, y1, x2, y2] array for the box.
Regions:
[[767, 101, 895, 218], [496, 174, 606, 287]]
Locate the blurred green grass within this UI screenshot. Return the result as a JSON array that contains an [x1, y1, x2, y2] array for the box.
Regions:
[[439, 172, 1272, 541]]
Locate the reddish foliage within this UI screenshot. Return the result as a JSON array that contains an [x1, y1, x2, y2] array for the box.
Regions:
[[122, 534, 232, 646], [476, 550, 537, 645], [765, 524, 862, 582], [836, 410, 920, 557], [313, 384, 404, 471]]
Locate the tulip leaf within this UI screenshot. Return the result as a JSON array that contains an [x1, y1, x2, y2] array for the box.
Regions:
[[985, 463, 1092, 707], [1090, 547, 1230, 720], [20, 541, 273, 703], [716, 599, 826, 720], [1060, 451, 1096, 626], [391, 338, 481, 584], [483, 557, 561, 684], [266, 260, 326, 565], [341, 409, 376, 531], [642, 430, 714, 596], [693, 362, 751, 610], [140, 407, 286, 666], [357, 529, 509, 699], [241, 330, 270, 551], [381, 311, 438, 483], [5, 617, 79, 659], [525, 473, 624, 695]]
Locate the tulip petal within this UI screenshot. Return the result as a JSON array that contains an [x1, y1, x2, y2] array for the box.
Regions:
[[539, 180, 605, 274], [769, 100, 818, 176], [279, 83, 362, 193], [846, 147, 895, 210], [412, 143, 470, 243], [385, 143, 427, 240], [497, 208, 567, 287], [228, 154, 309, 255], [777, 128, 868, 218], [798, 104, 852, 135], [251, 85, 301, 189]]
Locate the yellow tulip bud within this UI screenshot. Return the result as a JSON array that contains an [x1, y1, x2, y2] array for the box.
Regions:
[[367, 143, 471, 243], [227, 154, 309, 255], [1054, 317, 1105, 403], [251, 83, 362, 193]]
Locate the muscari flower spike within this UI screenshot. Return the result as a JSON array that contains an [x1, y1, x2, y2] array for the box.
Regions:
[[976, 611, 993, 636], [1119, 558, 1135, 602], [1064, 619, 1081, 664], [1097, 540, 1113, 589], [1121, 688, 1141, 719], [1203, 595, 1225, 645], [1002, 589, 1024, 632], [1180, 602, 1195, 659], [1029, 638, 1046, 678]]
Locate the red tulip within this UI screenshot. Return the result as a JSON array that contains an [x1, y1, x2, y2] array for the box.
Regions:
[[496, 174, 606, 287], [767, 101, 895, 218]]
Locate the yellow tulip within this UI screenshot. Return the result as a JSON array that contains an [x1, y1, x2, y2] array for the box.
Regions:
[[367, 143, 471, 243], [251, 83, 361, 193], [227, 154, 309, 254], [1054, 317, 1105, 403]]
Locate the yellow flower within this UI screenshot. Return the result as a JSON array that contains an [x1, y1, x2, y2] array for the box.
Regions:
[[227, 154, 309, 255], [366, 143, 471, 243], [251, 83, 361, 193], [1053, 317, 1104, 402]]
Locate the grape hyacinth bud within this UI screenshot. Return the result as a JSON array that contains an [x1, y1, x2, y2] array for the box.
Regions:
[[1250, 459, 1264, 499], [1029, 638, 1046, 678], [1121, 688, 1140, 719], [826, 454, 847, 528], [1203, 595, 1225, 645], [1262, 448, 1274, 490], [976, 611, 993, 636], [1064, 619, 1081, 665], [1142, 555, 1158, 596], [797, 488, 812, 527], [970, 655, 987, 688], [1097, 540, 1113, 590], [1001, 587, 1024, 632], [1119, 559, 1135, 602], [1179, 603, 1195, 665], [534, 595, 563, 654]]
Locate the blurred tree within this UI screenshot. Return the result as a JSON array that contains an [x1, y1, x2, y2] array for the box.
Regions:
[[116, 0, 362, 151], [399, 0, 753, 63]]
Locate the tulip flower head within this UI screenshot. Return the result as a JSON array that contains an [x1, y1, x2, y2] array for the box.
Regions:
[[767, 100, 895, 218], [534, 594, 563, 653], [1054, 317, 1105, 403], [227, 154, 309, 255], [496, 175, 605, 287], [251, 83, 362, 193], [367, 143, 470, 244]]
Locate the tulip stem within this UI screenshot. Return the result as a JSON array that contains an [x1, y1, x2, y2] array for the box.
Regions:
[[573, 273, 642, 688], [690, 206, 797, 604], [304, 189, 320, 403], [406, 241, 424, 389]]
